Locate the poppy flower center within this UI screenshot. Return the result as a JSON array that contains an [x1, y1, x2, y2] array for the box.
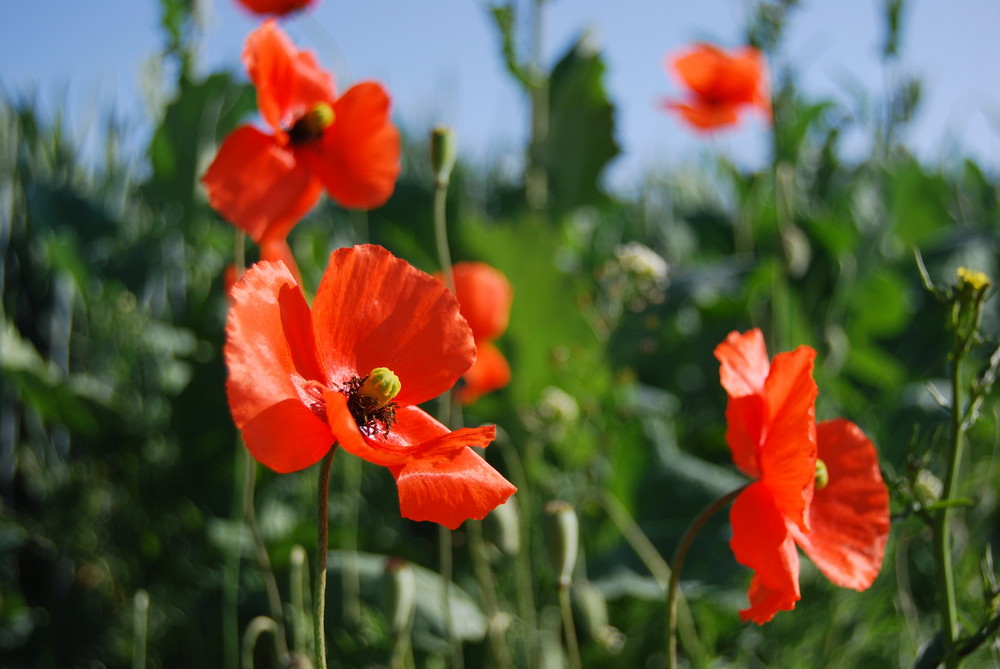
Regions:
[[287, 102, 335, 145], [814, 458, 829, 490], [342, 367, 401, 436]]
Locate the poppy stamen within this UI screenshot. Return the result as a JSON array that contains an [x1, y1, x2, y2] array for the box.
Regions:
[[288, 102, 335, 145], [342, 367, 400, 436]]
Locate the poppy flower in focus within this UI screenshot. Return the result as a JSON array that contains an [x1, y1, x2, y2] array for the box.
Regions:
[[236, 0, 317, 16], [202, 20, 400, 268], [444, 262, 513, 404], [225, 244, 516, 529], [663, 43, 770, 131], [715, 329, 889, 623]]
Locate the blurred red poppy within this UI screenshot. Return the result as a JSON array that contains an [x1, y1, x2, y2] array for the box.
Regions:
[[202, 21, 400, 265], [716, 329, 889, 623], [236, 0, 317, 16], [445, 262, 513, 404], [663, 43, 770, 131], [226, 244, 515, 529]]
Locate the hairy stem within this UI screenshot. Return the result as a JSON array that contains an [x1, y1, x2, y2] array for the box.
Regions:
[[314, 447, 336, 669]]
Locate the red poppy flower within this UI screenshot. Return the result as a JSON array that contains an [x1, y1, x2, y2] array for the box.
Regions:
[[202, 20, 400, 265], [444, 262, 513, 405], [716, 329, 889, 623], [663, 43, 770, 131], [225, 244, 516, 529], [236, 0, 317, 16]]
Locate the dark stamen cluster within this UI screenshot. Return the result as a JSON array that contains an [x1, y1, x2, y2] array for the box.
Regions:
[[287, 115, 324, 145], [341, 375, 398, 437]]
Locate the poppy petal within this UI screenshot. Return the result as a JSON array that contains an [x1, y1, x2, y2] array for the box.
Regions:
[[791, 419, 890, 590], [243, 20, 336, 132], [297, 82, 401, 209], [226, 260, 326, 428], [670, 44, 763, 106], [458, 341, 511, 405], [201, 126, 322, 241], [259, 235, 304, 287], [237, 0, 317, 17], [715, 328, 770, 397], [723, 394, 766, 479], [758, 346, 818, 533], [391, 447, 517, 530], [450, 262, 513, 341], [729, 481, 801, 624], [312, 245, 475, 406], [664, 101, 741, 131], [242, 399, 333, 473]]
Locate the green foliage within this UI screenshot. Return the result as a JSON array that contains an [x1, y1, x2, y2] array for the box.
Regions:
[[2, 2, 999, 668]]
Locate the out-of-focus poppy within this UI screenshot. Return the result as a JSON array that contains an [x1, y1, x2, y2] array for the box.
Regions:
[[236, 0, 317, 16], [202, 21, 400, 266], [663, 43, 770, 131], [715, 329, 889, 623], [225, 244, 515, 529], [444, 262, 513, 404]]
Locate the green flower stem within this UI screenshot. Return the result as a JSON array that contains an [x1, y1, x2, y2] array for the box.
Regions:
[[315, 447, 337, 669], [439, 525, 464, 669], [243, 452, 289, 662], [468, 520, 515, 669], [934, 349, 965, 668], [667, 486, 746, 669], [558, 581, 582, 669]]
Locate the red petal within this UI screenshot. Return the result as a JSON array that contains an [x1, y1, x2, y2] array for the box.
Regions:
[[758, 346, 818, 532], [729, 481, 801, 624], [449, 262, 512, 341], [670, 44, 764, 106], [243, 20, 336, 131], [237, 0, 317, 17], [665, 100, 741, 131], [391, 447, 517, 529], [723, 395, 766, 479], [458, 341, 511, 405], [715, 329, 770, 397], [201, 126, 322, 241], [311, 245, 475, 406], [241, 399, 333, 472], [297, 82, 401, 209], [259, 236, 304, 287], [225, 260, 325, 428], [791, 419, 890, 590]]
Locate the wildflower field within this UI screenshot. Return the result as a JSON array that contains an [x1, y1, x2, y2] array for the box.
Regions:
[[2, 1, 999, 668]]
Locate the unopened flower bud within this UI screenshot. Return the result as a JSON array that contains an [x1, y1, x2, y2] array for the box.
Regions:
[[359, 367, 401, 410], [486, 497, 521, 557], [544, 500, 579, 587], [383, 557, 417, 637], [914, 469, 943, 505], [431, 126, 457, 188]]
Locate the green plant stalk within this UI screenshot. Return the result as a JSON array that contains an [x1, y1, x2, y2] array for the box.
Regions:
[[667, 486, 745, 669], [133, 590, 149, 669], [243, 455, 290, 661], [439, 525, 464, 669], [934, 350, 964, 668], [242, 616, 280, 669], [289, 545, 309, 660], [223, 444, 244, 669], [558, 582, 582, 669], [468, 520, 515, 669], [315, 447, 337, 669]]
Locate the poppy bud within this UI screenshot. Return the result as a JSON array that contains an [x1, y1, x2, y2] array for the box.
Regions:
[[430, 126, 457, 188], [814, 458, 829, 490], [544, 500, 579, 587], [383, 557, 417, 637], [486, 497, 521, 557], [914, 469, 943, 505], [359, 367, 401, 410]]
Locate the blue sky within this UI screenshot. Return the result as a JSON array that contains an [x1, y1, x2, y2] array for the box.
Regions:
[[3, 1, 999, 190]]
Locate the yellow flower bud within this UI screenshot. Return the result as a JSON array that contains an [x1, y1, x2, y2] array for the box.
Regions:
[[957, 267, 990, 292]]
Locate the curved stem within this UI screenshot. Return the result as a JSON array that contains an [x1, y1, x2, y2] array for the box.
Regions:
[[934, 350, 964, 668], [558, 582, 582, 669], [314, 447, 337, 669], [667, 486, 746, 669]]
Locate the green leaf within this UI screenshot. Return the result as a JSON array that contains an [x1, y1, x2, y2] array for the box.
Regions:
[[540, 33, 620, 214]]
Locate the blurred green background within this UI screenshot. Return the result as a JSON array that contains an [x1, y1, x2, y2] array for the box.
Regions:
[[2, 1, 998, 667]]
